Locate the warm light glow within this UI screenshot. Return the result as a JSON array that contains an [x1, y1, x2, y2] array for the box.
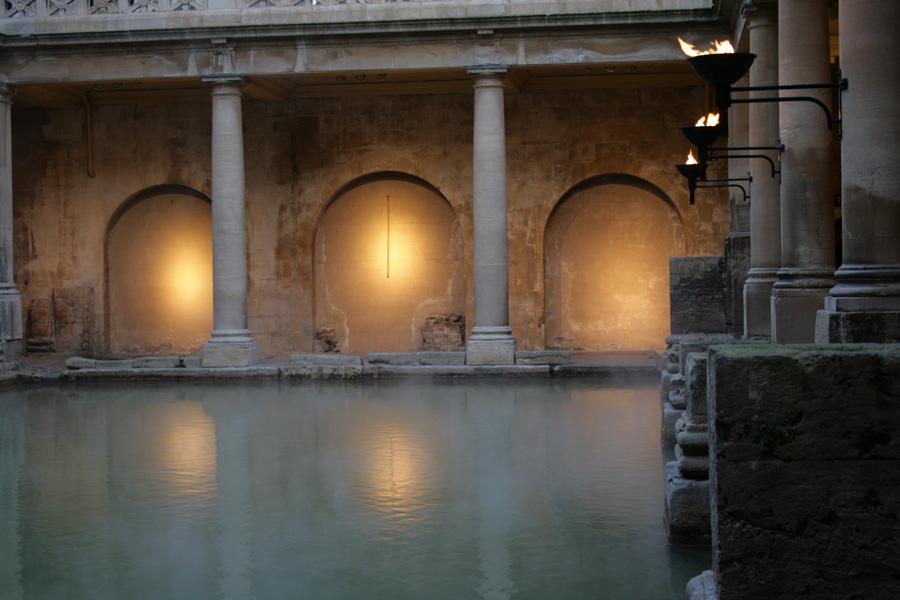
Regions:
[[678, 37, 736, 57], [686, 150, 698, 165], [694, 112, 720, 127], [165, 249, 209, 307], [363, 424, 426, 517], [156, 404, 216, 497]]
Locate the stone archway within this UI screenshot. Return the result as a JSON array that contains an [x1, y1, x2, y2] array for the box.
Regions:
[[105, 185, 212, 355], [543, 175, 685, 352], [314, 173, 465, 354]]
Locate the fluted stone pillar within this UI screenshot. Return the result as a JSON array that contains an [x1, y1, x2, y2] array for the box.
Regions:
[[466, 66, 516, 365], [816, 0, 900, 343], [742, 0, 780, 339], [770, 0, 835, 343], [0, 83, 21, 362], [201, 77, 259, 367]]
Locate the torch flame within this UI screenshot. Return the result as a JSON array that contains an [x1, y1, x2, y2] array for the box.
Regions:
[[686, 150, 698, 165], [678, 37, 736, 57], [695, 112, 721, 127]]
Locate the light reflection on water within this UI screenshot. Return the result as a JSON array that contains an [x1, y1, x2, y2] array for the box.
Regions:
[[0, 377, 709, 599]]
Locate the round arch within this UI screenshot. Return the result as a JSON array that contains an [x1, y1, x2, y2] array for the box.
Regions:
[[313, 172, 465, 354], [104, 184, 213, 355], [543, 174, 685, 351]]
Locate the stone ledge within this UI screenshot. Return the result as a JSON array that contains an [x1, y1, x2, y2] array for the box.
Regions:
[[370, 364, 550, 377], [367, 351, 465, 366], [515, 350, 571, 365]]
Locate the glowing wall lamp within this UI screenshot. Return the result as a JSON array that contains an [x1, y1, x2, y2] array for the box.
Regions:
[[675, 150, 706, 206]]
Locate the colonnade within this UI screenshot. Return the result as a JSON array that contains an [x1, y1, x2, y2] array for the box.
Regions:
[[741, 0, 900, 344]]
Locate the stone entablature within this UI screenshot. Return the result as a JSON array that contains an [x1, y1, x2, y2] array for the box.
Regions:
[[0, 0, 720, 35]]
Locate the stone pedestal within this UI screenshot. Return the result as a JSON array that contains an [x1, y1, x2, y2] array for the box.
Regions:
[[742, 0, 780, 339], [817, 0, 900, 342], [770, 0, 835, 343], [0, 83, 21, 363], [201, 77, 259, 368], [466, 66, 516, 365]]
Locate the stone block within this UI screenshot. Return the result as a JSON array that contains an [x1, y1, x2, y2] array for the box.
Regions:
[[670, 256, 728, 335], [466, 338, 515, 365], [685, 570, 717, 600], [367, 352, 419, 365], [133, 356, 183, 369], [668, 374, 686, 409], [65, 356, 134, 369], [660, 370, 673, 405], [675, 443, 709, 479], [515, 350, 570, 365], [724, 233, 750, 336], [815, 309, 900, 344], [685, 352, 708, 421], [182, 355, 203, 369], [202, 341, 259, 368], [709, 345, 900, 600], [662, 401, 683, 446], [417, 351, 466, 366], [665, 461, 711, 538], [290, 353, 363, 367]]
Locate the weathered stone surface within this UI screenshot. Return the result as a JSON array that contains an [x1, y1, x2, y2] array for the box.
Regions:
[[290, 353, 363, 367], [314, 327, 340, 353], [182, 355, 203, 369], [132, 356, 183, 369], [367, 351, 465, 366], [724, 232, 750, 336], [466, 338, 515, 365], [815, 309, 900, 344], [668, 374, 686, 409], [661, 401, 682, 446], [665, 461, 711, 538], [675, 444, 708, 479], [685, 352, 707, 421], [515, 350, 570, 365], [660, 369, 673, 405], [202, 341, 259, 368], [65, 356, 134, 369], [669, 257, 728, 335], [709, 345, 900, 600], [685, 570, 717, 600], [421, 314, 465, 352]]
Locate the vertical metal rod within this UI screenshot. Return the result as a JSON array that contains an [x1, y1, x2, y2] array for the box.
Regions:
[[386, 194, 391, 279]]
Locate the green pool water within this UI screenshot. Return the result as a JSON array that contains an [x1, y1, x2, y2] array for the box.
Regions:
[[0, 377, 709, 599]]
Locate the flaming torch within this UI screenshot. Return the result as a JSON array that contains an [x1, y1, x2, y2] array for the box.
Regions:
[[676, 150, 706, 205], [678, 37, 755, 134], [682, 112, 722, 162]]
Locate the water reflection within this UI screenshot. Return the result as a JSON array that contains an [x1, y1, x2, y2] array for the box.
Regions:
[[0, 376, 709, 599]]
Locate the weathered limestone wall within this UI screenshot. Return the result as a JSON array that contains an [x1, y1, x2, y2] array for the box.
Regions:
[[108, 190, 213, 355], [708, 345, 900, 600], [315, 176, 465, 354], [13, 85, 729, 358], [544, 183, 684, 351]]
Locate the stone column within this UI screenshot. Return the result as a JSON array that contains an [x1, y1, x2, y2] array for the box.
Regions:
[[770, 0, 835, 343], [742, 0, 780, 339], [816, 0, 900, 343], [0, 83, 21, 361], [726, 79, 751, 335], [201, 77, 259, 367], [466, 66, 516, 365]]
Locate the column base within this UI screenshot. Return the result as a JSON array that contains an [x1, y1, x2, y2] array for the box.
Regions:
[[743, 271, 777, 338], [771, 281, 831, 343], [0, 285, 23, 362], [466, 326, 516, 365], [202, 330, 259, 368]]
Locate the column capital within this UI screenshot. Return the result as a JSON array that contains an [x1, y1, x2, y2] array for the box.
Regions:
[[742, 0, 777, 24], [202, 75, 245, 93], [0, 83, 14, 105], [467, 65, 509, 85]]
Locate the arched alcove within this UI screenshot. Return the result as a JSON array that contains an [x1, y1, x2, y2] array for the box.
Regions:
[[105, 185, 212, 355], [544, 175, 685, 351], [314, 173, 465, 354]]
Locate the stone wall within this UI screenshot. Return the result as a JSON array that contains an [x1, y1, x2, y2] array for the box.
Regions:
[[12, 86, 729, 358], [708, 344, 900, 600]]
